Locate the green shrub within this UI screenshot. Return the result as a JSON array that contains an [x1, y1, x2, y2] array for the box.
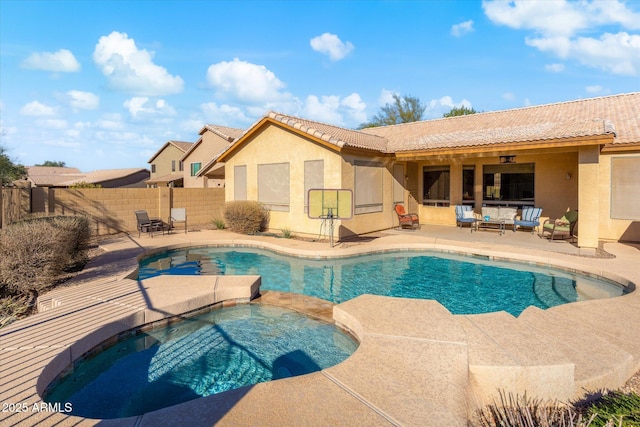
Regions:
[[584, 391, 640, 427], [223, 201, 269, 234], [281, 227, 293, 238], [0, 215, 92, 297], [212, 218, 226, 230]]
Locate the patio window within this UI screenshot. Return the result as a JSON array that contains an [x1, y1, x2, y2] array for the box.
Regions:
[[482, 163, 534, 205], [190, 162, 202, 176], [423, 165, 450, 207], [463, 165, 475, 205], [234, 165, 247, 200], [304, 160, 324, 213], [355, 161, 383, 214], [258, 162, 290, 211]]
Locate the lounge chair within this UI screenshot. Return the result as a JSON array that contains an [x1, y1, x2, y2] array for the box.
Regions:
[[169, 208, 187, 234], [394, 204, 419, 230], [514, 207, 543, 233], [455, 205, 476, 231], [540, 210, 578, 240], [135, 210, 166, 237]]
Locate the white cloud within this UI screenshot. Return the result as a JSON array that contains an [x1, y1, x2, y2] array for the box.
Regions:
[[200, 102, 252, 124], [96, 113, 124, 131], [20, 101, 56, 116], [206, 58, 290, 105], [586, 85, 604, 93], [310, 33, 355, 61], [22, 49, 80, 72], [378, 89, 396, 106], [451, 20, 474, 37], [124, 97, 176, 119], [302, 93, 367, 127], [545, 63, 565, 73], [483, 0, 640, 76], [93, 31, 184, 96], [66, 90, 99, 110], [503, 92, 516, 101], [425, 96, 472, 118]]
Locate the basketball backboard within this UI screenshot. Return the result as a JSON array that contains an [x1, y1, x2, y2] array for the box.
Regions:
[[307, 189, 353, 220]]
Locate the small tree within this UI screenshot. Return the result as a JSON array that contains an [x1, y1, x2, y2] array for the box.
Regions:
[[0, 144, 27, 186], [443, 106, 477, 117], [358, 94, 426, 129], [36, 160, 66, 167]]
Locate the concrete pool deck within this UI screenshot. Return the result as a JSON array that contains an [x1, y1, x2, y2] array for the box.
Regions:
[[1, 226, 639, 426]]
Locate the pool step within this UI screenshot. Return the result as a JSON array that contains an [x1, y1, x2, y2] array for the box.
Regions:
[[543, 298, 640, 373], [518, 306, 634, 393], [330, 295, 470, 426], [459, 311, 576, 403]]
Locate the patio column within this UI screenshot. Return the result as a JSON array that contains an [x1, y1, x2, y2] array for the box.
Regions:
[[577, 145, 600, 252]]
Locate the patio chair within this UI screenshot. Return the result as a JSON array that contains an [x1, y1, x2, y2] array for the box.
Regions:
[[169, 208, 187, 234], [394, 204, 419, 230], [455, 205, 477, 231], [540, 210, 578, 240], [514, 207, 543, 233], [135, 210, 166, 237]]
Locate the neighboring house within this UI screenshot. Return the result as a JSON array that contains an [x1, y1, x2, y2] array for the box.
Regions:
[[26, 166, 150, 188], [146, 140, 193, 187], [25, 166, 84, 187], [216, 92, 640, 250], [182, 124, 244, 188]]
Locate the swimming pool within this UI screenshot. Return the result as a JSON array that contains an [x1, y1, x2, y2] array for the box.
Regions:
[[138, 247, 626, 316], [44, 304, 357, 419]]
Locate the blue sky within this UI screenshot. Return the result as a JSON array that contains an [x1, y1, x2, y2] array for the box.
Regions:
[[1, 0, 639, 172]]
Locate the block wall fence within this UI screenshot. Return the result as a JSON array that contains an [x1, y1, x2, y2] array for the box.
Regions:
[[0, 187, 225, 236]]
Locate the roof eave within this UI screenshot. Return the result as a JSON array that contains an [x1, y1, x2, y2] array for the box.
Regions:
[[394, 134, 614, 159]]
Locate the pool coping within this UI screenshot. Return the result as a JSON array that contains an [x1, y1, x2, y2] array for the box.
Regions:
[[1, 230, 639, 426]]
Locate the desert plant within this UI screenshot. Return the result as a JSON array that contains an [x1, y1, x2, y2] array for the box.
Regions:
[[281, 227, 293, 238], [213, 218, 226, 230], [583, 391, 640, 427], [0, 215, 92, 298], [223, 201, 269, 234], [0, 295, 32, 328], [473, 391, 591, 427]]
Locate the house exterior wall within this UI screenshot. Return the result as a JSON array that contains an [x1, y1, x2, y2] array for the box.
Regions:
[[597, 152, 640, 242], [338, 153, 397, 237], [223, 125, 346, 238], [149, 144, 184, 183], [183, 131, 231, 188], [414, 151, 579, 227]]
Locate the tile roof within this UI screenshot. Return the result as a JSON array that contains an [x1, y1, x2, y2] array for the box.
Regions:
[[148, 140, 193, 163], [26, 166, 83, 186], [202, 124, 245, 142], [266, 111, 388, 152], [145, 173, 184, 184], [360, 92, 639, 152], [56, 168, 149, 186]]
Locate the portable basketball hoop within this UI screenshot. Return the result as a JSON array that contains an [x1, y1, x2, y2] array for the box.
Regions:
[[307, 189, 353, 247]]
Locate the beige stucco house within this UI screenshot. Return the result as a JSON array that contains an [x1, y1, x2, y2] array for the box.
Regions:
[[182, 125, 244, 188], [216, 92, 640, 251], [146, 140, 193, 187]]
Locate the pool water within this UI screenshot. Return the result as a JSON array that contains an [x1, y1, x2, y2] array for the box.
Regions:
[[138, 247, 625, 316], [44, 304, 357, 419]]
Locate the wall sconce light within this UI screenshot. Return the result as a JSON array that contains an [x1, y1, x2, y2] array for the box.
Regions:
[[566, 172, 572, 180]]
